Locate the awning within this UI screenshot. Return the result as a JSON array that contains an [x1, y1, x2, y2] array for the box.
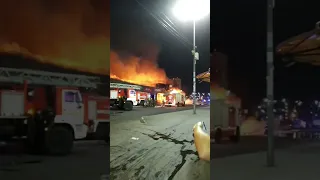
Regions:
[[276, 21, 320, 65], [196, 69, 210, 82], [197, 69, 241, 107]]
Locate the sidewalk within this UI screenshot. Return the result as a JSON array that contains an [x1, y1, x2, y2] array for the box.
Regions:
[[212, 142, 320, 180]]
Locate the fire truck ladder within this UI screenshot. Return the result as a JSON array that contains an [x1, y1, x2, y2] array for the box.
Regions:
[[110, 83, 142, 90], [0, 67, 101, 88]]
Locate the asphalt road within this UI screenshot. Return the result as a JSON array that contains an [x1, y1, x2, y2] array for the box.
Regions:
[[0, 141, 109, 180], [211, 136, 307, 159], [110, 107, 210, 180], [110, 105, 195, 122], [212, 142, 320, 180], [0, 106, 206, 180]]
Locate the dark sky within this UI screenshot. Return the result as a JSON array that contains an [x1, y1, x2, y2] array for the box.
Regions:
[[211, 0, 320, 109], [110, 0, 210, 94]]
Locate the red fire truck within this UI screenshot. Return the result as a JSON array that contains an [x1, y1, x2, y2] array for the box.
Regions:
[[211, 89, 241, 143], [110, 83, 140, 110], [0, 67, 109, 155], [164, 89, 186, 107], [136, 91, 150, 105], [196, 69, 241, 143], [110, 82, 155, 109]]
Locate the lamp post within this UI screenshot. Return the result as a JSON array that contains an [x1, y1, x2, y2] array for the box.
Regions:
[[172, 0, 210, 114], [192, 19, 197, 114], [266, 0, 275, 167]]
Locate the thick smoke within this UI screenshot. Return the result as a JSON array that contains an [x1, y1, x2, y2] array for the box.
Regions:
[[0, 0, 110, 74], [110, 13, 168, 86], [0, 0, 168, 85]]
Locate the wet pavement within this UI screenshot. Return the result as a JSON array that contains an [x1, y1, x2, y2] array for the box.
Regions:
[[110, 107, 210, 180]]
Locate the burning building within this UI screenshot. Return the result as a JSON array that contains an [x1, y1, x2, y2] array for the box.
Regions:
[[110, 51, 169, 87], [0, 0, 110, 76], [171, 77, 182, 89]]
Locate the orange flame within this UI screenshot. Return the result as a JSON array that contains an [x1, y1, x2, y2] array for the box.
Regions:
[[0, 0, 110, 75], [169, 88, 184, 94], [0, 41, 109, 75], [0, 0, 168, 87], [110, 51, 168, 87]]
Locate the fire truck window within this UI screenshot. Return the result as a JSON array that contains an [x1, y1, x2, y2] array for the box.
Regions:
[[75, 92, 82, 103], [64, 92, 75, 102], [129, 90, 136, 96]]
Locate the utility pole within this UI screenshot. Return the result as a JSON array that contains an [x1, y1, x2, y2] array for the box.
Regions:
[[192, 19, 198, 114], [266, 0, 275, 167]]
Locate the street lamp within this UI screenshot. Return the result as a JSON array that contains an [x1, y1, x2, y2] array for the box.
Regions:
[[172, 0, 210, 114], [266, 0, 275, 167]]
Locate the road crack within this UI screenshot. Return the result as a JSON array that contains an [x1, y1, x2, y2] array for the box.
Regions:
[[142, 131, 198, 180], [141, 132, 193, 145], [168, 148, 198, 180]]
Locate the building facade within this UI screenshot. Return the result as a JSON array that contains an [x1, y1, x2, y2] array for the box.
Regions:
[[171, 77, 182, 89]]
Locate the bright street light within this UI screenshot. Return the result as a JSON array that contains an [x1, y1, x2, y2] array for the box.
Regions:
[[172, 0, 210, 115], [172, 0, 210, 22]]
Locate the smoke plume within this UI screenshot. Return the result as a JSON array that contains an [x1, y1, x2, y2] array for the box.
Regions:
[[0, 0, 110, 74]]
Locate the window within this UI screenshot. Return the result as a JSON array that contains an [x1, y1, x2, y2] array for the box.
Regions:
[[64, 91, 75, 102], [129, 90, 136, 95]]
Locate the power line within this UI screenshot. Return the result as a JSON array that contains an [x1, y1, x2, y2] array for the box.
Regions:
[[134, 0, 193, 50]]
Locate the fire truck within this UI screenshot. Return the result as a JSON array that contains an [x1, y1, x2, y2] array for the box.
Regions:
[[196, 69, 241, 143], [110, 81, 155, 109], [0, 67, 109, 155], [136, 91, 151, 106], [110, 83, 141, 110], [210, 96, 241, 143], [164, 89, 186, 107]]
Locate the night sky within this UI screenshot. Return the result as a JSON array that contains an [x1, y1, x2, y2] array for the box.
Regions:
[[211, 0, 320, 109], [110, 0, 210, 94]]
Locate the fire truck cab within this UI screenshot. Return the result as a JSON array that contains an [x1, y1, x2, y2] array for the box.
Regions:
[[110, 83, 140, 110], [164, 90, 186, 107], [0, 67, 109, 155], [136, 91, 151, 106]]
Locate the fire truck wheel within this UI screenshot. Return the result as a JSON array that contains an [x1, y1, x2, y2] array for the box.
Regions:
[[46, 126, 74, 155], [214, 128, 222, 144], [124, 101, 133, 111], [26, 116, 37, 154]]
